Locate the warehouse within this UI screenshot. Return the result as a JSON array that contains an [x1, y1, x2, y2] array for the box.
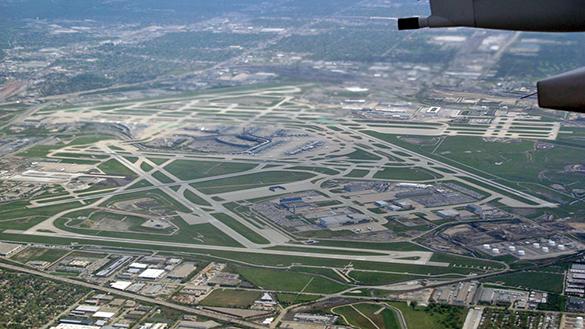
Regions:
[[139, 269, 166, 280], [318, 213, 370, 229]]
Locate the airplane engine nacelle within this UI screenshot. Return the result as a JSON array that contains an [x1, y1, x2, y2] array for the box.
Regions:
[[538, 68, 585, 113], [398, 0, 585, 32]]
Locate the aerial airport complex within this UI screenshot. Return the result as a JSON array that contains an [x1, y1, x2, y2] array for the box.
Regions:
[[0, 0, 585, 328]]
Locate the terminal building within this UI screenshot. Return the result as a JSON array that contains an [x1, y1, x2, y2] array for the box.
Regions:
[[278, 197, 309, 213]]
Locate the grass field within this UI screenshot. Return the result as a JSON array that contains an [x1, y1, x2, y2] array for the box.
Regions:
[[55, 210, 242, 248], [68, 135, 115, 146], [211, 213, 270, 245], [333, 303, 401, 329], [60, 210, 175, 235], [200, 289, 261, 308], [348, 270, 424, 285], [365, 132, 585, 200], [387, 302, 466, 329], [11, 247, 69, 263], [165, 160, 256, 180], [183, 190, 211, 206], [334, 305, 378, 329], [0, 201, 83, 228], [103, 188, 190, 213], [356, 303, 401, 329], [98, 159, 136, 177], [152, 171, 175, 184], [148, 157, 169, 166], [191, 171, 315, 194], [481, 271, 564, 294], [276, 293, 321, 306], [235, 267, 348, 294], [345, 149, 382, 161], [127, 180, 153, 189], [18, 145, 62, 158], [345, 169, 370, 178], [288, 166, 339, 175], [140, 162, 154, 172], [315, 240, 429, 252]]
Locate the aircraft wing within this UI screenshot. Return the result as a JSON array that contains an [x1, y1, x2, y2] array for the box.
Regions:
[[399, 0, 585, 32]]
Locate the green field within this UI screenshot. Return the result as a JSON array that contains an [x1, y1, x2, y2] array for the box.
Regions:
[[127, 180, 153, 189], [183, 190, 211, 206], [333, 303, 401, 329], [334, 305, 378, 329], [103, 188, 190, 213], [191, 171, 315, 194], [165, 160, 256, 180], [17, 145, 61, 158], [235, 267, 348, 294], [348, 270, 424, 285], [55, 210, 242, 248], [288, 166, 339, 175], [365, 132, 585, 201], [314, 240, 429, 252], [358, 303, 401, 329], [0, 201, 83, 229], [211, 213, 270, 245], [140, 162, 154, 172], [200, 289, 261, 308], [11, 247, 69, 263], [98, 159, 136, 177], [276, 293, 321, 306], [58, 210, 176, 234], [387, 302, 466, 329], [152, 171, 175, 184], [481, 271, 564, 294], [345, 149, 382, 161], [68, 135, 115, 146], [148, 157, 169, 166], [373, 167, 440, 181], [345, 169, 370, 178]]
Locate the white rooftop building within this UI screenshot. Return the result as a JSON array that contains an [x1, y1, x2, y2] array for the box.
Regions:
[[139, 269, 166, 280], [110, 281, 132, 290], [50, 325, 100, 329], [129, 262, 149, 269], [93, 311, 115, 319], [74, 305, 100, 313]]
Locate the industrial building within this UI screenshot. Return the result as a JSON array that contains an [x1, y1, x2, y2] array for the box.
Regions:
[[50, 325, 100, 329], [318, 213, 370, 229], [566, 263, 585, 298], [138, 269, 166, 280], [279, 197, 310, 212], [437, 209, 461, 220], [95, 256, 132, 277]]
